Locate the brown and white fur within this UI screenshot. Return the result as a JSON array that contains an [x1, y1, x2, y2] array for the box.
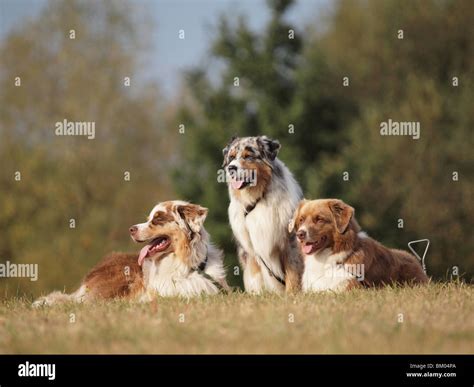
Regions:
[[33, 201, 228, 306], [223, 135, 303, 293], [289, 199, 428, 293]]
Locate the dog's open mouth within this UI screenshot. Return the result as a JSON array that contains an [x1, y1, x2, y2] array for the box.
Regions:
[[302, 236, 327, 255], [138, 236, 171, 266], [230, 178, 250, 190], [228, 169, 254, 190]]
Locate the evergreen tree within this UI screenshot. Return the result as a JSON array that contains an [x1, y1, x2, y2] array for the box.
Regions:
[[173, 0, 357, 285]]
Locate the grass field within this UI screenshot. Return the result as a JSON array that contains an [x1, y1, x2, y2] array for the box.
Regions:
[[0, 283, 472, 354]]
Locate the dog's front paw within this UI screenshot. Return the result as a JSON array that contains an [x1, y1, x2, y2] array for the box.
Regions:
[[32, 297, 49, 308], [138, 292, 153, 303]]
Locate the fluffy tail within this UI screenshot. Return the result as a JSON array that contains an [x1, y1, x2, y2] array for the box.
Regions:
[[32, 285, 87, 307]]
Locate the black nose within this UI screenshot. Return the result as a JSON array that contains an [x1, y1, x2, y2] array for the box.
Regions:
[[296, 230, 306, 241], [228, 165, 237, 173], [129, 226, 138, 235]]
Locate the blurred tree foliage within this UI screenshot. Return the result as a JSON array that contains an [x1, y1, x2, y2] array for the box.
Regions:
[[1, 0, 472, 298], [0, 0, 173, 297], [174, 0, 473, 284]]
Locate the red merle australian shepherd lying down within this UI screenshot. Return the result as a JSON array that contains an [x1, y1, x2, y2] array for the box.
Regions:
[[289, 199, 428, 292], [33, 201, 228, 306]]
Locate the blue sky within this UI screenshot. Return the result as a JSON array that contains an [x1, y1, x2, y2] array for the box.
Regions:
[[0, 0, 327, 97]]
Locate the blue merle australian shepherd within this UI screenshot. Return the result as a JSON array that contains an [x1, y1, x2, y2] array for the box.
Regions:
[[222, 135, 303, 293]]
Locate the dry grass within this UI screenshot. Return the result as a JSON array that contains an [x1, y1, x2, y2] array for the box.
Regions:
[[0, 282, 472, 354]]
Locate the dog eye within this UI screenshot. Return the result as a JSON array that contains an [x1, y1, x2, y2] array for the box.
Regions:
[[152, 215, 168, 225], [314, 217, 325, 223], [244, 155, 254, 160]]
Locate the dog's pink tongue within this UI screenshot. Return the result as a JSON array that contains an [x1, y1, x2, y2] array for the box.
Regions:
[[138, 244, 150, 266], [303, 243, 314, 255], [231, 179, 244, 190]]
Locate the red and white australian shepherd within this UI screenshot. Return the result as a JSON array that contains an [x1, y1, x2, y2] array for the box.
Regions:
[[33, 200, 228, 306], [289, 199, 428, 292]]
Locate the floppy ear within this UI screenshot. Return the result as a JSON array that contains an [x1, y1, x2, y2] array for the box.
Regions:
[[328, 199, 354, 234], [222, 135, 238, 167], [258, 135, 281, 161], [176, 203, 208, 236], [288, 200, 306, 233]]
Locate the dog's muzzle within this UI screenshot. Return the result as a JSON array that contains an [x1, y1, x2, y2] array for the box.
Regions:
[[227, 165, 250, 190]]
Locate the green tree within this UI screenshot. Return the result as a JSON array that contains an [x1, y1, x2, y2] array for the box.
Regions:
[[173, 0, 357, 286], [313, 0, 474, 279], [0, 0, 173, 297], [174, 0, 474, 283]]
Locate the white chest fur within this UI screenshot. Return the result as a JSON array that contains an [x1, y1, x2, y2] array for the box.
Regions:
[[228, 193, 295, 291], [302, 249, 355, 293], [228, 164, 301, 293], [141, 255, 219, 299]]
